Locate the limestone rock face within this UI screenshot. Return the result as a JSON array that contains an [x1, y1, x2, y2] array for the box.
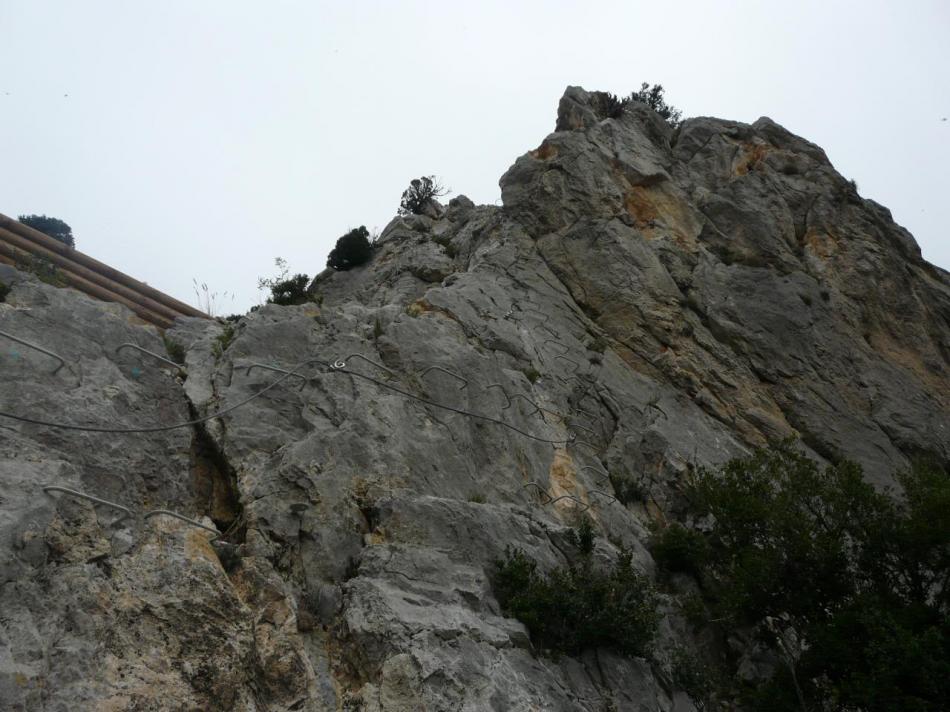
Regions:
[[1, 87, 947, 711]]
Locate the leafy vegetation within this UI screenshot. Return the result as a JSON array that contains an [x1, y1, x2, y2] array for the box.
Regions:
[[258, 257, 312, 305], [650, 522, 708, 577], [670, 645, 721, 705], [398, 176, 448, 216], [14, 254, 66, 287], [212, 323, 235, 359], [163, 336, 186, 365], [627, 83, 683, 128], [609, 471, 646, 506], [0, 281, 8, 302], [267, 274, 311, 305], [327, 226, 372, 271], [596, 84, 683, 128], [18, 214, 74, 247], [599, 92, 628, 119], [651, 444, 950, 711], [493, 523, 657, 657]]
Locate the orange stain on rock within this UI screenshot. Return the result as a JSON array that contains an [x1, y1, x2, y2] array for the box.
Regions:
[[531, 142, 559, 161], [624, 185, 700, 250], [734, 142, 770, 175], [802, 229, 838, 260]]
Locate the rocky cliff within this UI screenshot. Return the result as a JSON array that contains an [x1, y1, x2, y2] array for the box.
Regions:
[[2, 86, 948, 711]]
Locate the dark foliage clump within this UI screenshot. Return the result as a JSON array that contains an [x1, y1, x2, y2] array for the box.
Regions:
[[327, 226, 372, 271], [652, 443, 950, 711], [398, 176, 448, 216], [494, 523, 657, 657], [163, 336, 186, 365], [18, 214, 74, 247], [0, 281, 9, 302], [570, 516, 596, 555], [627, 83, 683, 128], [651, 522, 709, 577], [15, 254, 66, 287], [266, 274, 311, 305], [258, 257, 312, 305], [610, 471, 646, 506], [597, 92, 628, 119]]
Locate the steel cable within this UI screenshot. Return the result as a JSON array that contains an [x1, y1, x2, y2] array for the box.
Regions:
[[0, 356, 574, 444], [0, 357, 332, 433], [328, 362, 575, 445]]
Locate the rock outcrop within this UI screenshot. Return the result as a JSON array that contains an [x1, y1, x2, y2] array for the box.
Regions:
[[1, 86, 947, 711]]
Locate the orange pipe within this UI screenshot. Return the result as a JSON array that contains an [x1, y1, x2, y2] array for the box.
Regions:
[[0, 226, 183, 322], [0, 213, 208, 318], [0, 241, 174, 328]]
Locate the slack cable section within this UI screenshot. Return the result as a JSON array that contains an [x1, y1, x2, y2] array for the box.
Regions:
[[330, 364, 574, 445], [0, 357, 576, 445], [0, 357, 332, 433]]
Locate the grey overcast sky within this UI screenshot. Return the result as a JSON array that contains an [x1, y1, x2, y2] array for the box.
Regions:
[[1, 1, 947, 313]]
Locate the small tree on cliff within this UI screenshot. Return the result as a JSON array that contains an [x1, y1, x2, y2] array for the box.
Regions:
[[18, 214, 74, 247], [398, 176, 448, 216], [327, 226, 372, 271], [627, 83, 682, 128]]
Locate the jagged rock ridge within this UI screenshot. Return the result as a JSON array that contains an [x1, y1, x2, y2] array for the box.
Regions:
[[1, 86, 947, 711]]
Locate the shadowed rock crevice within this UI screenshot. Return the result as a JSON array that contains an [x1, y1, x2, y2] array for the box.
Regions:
[[190, 412, 245, 542]]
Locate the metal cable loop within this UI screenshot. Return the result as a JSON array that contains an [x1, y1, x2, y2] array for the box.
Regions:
[[571, 438, 605, 453], [144, 510, 221, 541], [580, 465, 611, 485], [570, 422, 599, 439], [588, 489, 618, 504], [419, 365, 468, 390], [0, 329, 67, 374], [522, 481, 552, 503], [542, 339, 569, 355], [331, 354, 395, 379], [245, 363, 308, 390], [116, 343, 185, 373], [43, 485, 134, 526], [546, 494, 590, 512], [555, 354, 580, 373], [483, 383, 511, 408]]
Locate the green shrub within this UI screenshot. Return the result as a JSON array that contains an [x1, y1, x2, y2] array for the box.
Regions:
[[587, 335, 607, 353], [610, 472, 646, 505], [266, 274, 311, 305], [627, 83, 682, 129], [570, 516, 596, 555], [212, 324, 235, 359], [651, 522, 709, 577], [596, 92, 628, 119], [432, 231, 458, 258], [18, 214, 74, 247], [656, 443, 950, 711], [493, 542, 657, 657], [522, 366, 541, 384], [398, 176, 448, 216], [670, 645, 720, 704], [163, 336, 186, 365], [258, 257, 311, 305], [0, 281, 9, 302], [327, 226, 372, 271], [14, 254, 66, 287]]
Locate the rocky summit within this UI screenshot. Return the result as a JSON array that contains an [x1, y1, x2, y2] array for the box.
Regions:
[[1, 86, 948, 711]]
